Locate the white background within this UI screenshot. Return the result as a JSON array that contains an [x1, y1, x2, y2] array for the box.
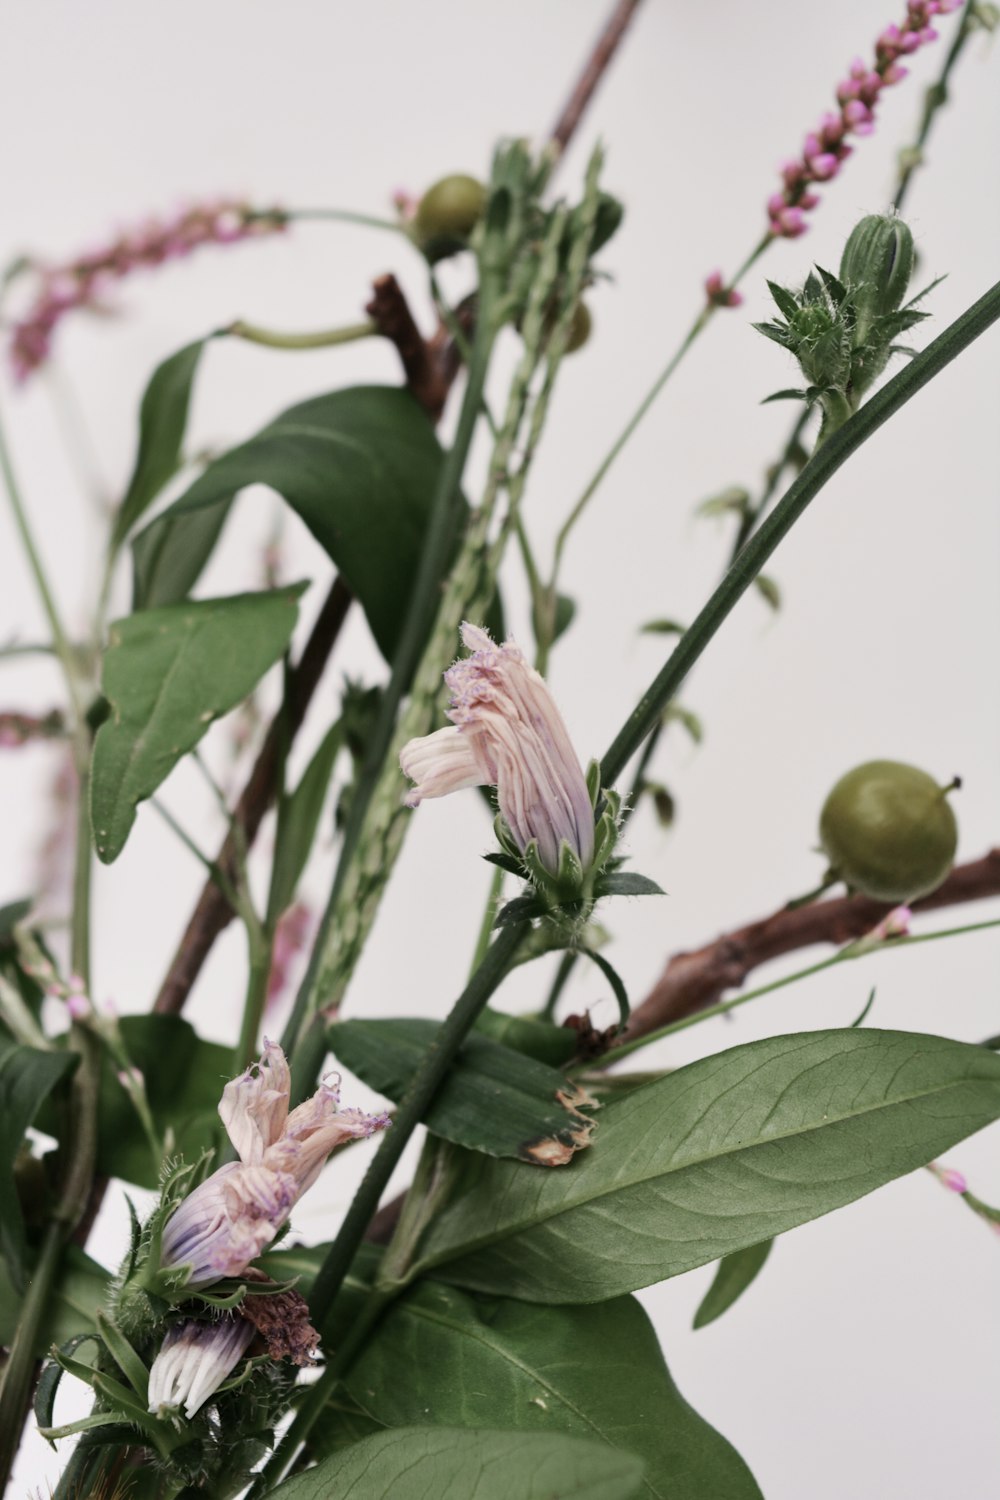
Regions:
[[2, 2, 999, 1495]]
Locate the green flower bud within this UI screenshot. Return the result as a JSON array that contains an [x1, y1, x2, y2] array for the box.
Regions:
[[839, 214, 915, 345]]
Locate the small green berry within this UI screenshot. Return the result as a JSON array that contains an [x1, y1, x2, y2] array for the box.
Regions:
[[413, 174, 486, 247], [819, 758, 959, 902]]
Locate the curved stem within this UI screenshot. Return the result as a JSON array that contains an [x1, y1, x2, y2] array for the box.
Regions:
[[606, 916, 1000, 1067], [600, 276, 1000, 787], [224, 318, 376, 351]]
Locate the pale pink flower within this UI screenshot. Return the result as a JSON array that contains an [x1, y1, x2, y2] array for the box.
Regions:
[[159, 1040, 389, 1288], [147, 1317, 255, 1419], [400, 623, 594, 878], [871, 905, 912, 941]]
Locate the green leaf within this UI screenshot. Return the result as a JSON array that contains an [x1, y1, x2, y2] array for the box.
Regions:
[[475, 1008, 578, 1069], [0, 1045, 77, 1284], [268, 719, 343, 920], [337, 1280, 761, 1499], [0, 899, 31, 941], [412, 1029, 1000, 1302], [35, 1333, 99, 1435], [494, 894, 546, 927], [596, 872, 665, 898], [639, 619, 686, 637], [268, 1428, 645, 1500], [693, 1241, 773, 1330], [0, 1245, 108, 1354], [662, 703, 703, 744], [766, 280, 801, 321], [760, 388, 812, 405], [330, 1017, 596, 1164], [130, 386, 455, 660], [696, 487, 751, 520], [113, 339, 207, 547], [754, 575, 781, 611], [90, 584, 304, 864], [95, 1016, 231, 1188], [132, 490, 235, 610]]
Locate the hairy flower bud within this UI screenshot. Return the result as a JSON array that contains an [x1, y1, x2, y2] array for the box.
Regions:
[[148, 1318, 254, 1419], [839, 213, 915, 344]]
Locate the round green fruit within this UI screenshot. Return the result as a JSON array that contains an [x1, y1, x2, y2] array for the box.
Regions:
[[564, 300, 592, 353], [819, 758, 958, 902], [413, 174, 486, 244]]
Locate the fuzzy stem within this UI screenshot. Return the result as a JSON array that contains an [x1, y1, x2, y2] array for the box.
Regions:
[[600, 276, 1000, 787]]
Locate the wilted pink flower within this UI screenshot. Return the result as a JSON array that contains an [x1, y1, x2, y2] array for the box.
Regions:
[[400, 623, 594, 878], [8, 199, 286, 381], [159, 1040, 389, 1288], [147, 1318, 255, 1419], [765, 0, 960, 239]]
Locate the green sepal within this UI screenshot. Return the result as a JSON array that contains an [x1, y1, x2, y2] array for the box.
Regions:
[[482, 851, 524, 878], [96, 1310, 149, 1400], [585, 758, 602, 808], [188, 1281, 248, 1311], [493, 813, 522, 862], [766, 280, 800, 321], [494, 895, 546, 928], [595, 871, 665, 898]]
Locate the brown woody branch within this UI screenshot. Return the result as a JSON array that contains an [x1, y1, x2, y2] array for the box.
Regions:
[[549, 0, 644, 150], [620, 848, 1000, 1044]]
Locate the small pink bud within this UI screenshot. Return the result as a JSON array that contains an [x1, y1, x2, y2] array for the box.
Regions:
[[67, 994, 92, 1021], [774, 206, 808, 238], [882, 62, 909, 84], [799, 191, 821, 210], [807, 152, 840, 180], [871, 905, 913, 942]]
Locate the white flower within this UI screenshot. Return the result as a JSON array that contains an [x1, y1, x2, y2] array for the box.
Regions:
[[147, 1318, 255, 1419], [159, 1040, 389, 1288], [400, 623, 594, 877]]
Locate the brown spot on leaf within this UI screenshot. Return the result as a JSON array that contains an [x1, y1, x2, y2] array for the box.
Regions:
[[519, 1079, 599, 1167]]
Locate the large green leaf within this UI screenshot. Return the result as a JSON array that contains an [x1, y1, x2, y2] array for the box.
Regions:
[[112, 339, 207, 546], [131, 489, 235, 610], [336, 1280, 760, 1499], [0, 1045, 77, 1285], [130, 386, 454, 659], [96, 1016, 231, 1188], [412, 1029, 1000, 1302], [90, 584, 303, 863], [269, 1428, 645, 1500], [330, 1017, 597, 1163]]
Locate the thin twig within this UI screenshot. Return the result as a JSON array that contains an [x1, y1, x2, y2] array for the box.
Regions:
[[549, 0, 645, 151], [621, 848, 1000, 1042]]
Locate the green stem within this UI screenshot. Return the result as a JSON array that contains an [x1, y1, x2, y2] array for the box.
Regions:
[[307, 922, 526, 1322], [0, 1222, 62, 1492], [279, 285, 501, 1076], [224, 319, 377, 351], [469, 865, 504, 975], [894, 0, 978, 215], [255, 925, 527, 1495], [235, 930, 274, 1074], [600, 276, 1000, 787], [257, 207, 406, 234], [607, 916, 1000, 1067], [548, 234, 771, 591]]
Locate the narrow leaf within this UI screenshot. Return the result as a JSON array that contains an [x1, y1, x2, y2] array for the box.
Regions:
[[413, 1029, 1000, 1302], [767, 280, 801, 321], [268, 719, 343, 920], [91, 584, 304, 863], [693, 1240, 773, 1329], [640, 619, 686, 637], [113, 340, 207, 546], [754, 574, 782, 611], [267, 1427, 645, 1500], [0, 1046, 77, 1285], [596, 872, 665, 898], [579, 948, 630, 1027], [330, 1017, 596, 1164]]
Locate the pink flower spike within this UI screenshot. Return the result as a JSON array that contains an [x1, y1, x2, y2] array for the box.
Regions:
[[400, 623, 596, 879], [808, 153, 840, 180]]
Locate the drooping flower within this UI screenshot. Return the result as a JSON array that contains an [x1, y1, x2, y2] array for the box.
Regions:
[[400, 623, 595, 880], [159, 1040, 389, 1288], [147, 1317, 255, 1419]]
